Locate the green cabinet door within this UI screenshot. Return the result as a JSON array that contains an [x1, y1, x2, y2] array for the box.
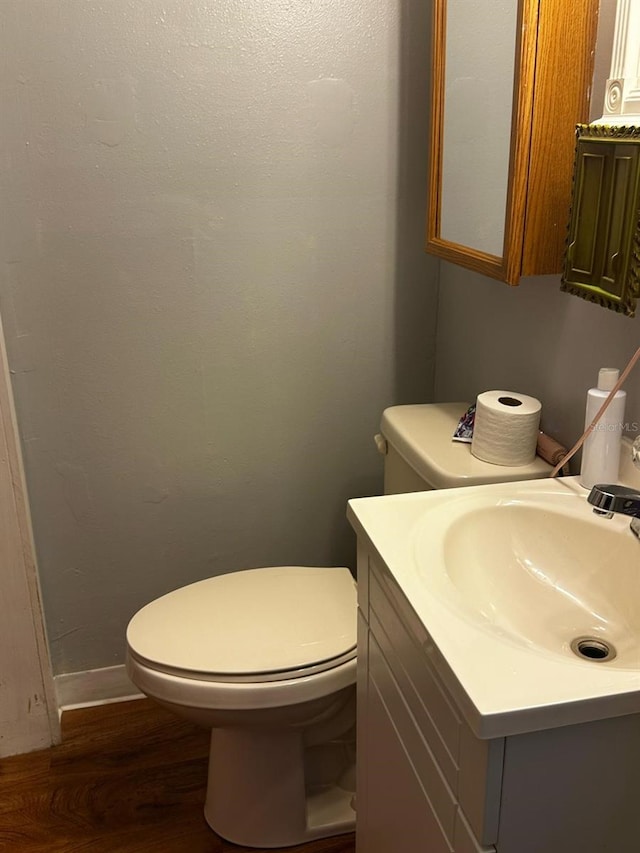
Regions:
[[561, 125, 640, 317]]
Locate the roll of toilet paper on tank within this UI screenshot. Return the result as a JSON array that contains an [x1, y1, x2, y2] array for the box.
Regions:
[[471, 390, 541, 466]]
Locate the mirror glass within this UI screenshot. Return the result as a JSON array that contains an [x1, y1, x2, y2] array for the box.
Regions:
[[440, 0, 518, 256]]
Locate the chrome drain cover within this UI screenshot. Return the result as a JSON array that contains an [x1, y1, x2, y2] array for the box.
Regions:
[[570, 637, 617, 663]]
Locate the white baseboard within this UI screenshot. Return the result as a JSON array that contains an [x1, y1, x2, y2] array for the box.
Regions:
[[55, 664, 143, 711]]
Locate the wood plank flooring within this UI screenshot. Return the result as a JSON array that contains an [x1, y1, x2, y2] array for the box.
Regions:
[[0, 698, 356, 853]]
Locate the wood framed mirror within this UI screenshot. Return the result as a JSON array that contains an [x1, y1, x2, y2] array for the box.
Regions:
[[425, 0, 598, 286]]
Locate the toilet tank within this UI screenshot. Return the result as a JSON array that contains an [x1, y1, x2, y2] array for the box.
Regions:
[[379, 403, 553, 495]]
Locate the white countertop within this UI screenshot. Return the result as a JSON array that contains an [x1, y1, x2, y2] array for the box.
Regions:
[[348, 472, 640, 739]]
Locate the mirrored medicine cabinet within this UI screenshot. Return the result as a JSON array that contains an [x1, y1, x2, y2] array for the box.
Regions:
[[426, 0, 598, 286]]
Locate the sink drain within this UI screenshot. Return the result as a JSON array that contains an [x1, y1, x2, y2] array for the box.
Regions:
[[570, 637, 616, 663]]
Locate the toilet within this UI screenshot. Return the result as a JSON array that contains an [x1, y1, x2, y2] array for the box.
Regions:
[[125, 403, 552, 848]]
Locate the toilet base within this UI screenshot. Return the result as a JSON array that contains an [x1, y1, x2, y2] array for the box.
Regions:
[[204, 726, 356, 848]]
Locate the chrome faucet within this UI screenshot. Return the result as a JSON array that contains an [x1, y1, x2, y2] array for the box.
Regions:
[[587, 484, 640, 538]]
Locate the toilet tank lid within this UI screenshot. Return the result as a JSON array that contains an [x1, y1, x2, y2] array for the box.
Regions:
[[380, 403, 552, 488], [126, 566, 357, 677]]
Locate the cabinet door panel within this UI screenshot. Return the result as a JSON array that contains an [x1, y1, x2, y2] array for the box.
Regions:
[[566, 145, 608, 282], [561, 128, 640, 317], [602, 146, 640, 296]]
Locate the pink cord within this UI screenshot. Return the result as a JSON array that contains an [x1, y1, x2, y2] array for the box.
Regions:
[[550, 345, 640, 478]]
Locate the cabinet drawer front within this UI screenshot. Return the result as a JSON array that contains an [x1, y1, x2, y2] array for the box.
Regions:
[[369, 567, 461, 770], [367, 554, 503, 847], [370, 606, 458, 792], [454, 808, 496, 853], [369, 632, 457, 846], [358, 669, 453, 853]]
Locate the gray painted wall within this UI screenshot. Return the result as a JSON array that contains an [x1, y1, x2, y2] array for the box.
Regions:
[[0, 0, 438, 674], [435, 267, 640, 455]]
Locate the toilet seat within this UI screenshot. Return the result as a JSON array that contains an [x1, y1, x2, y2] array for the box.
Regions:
[[126, 651, 357, 711], [126, 566, 357, 684]]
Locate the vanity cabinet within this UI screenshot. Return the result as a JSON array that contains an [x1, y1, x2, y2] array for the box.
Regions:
[[356, 546, 500, 853], [426, 0, 598, 285], [355, 544, 640, 853]]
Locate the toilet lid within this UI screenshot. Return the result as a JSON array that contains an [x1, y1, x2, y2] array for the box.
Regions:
[[126, 566, 357, 680]]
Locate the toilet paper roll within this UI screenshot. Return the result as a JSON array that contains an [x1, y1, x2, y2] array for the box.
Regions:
[[471, 391, 541, 466]]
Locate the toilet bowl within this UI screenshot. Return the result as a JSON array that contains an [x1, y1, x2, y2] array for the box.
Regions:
[[126, 404, 553, 848], [126, 565, 358, 849]]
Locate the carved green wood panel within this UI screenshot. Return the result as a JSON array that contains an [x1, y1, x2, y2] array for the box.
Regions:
[[561, 125, 640, 317]]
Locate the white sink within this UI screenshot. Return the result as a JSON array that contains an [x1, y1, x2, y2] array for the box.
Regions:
[[348, 475, 640, 737], [421, 489, 640, 668]]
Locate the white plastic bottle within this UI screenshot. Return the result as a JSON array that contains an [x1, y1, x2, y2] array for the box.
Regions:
[[579, 368, 626, 489]]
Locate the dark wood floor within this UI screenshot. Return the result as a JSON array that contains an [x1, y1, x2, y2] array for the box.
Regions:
[[0, 698, 356, 853]]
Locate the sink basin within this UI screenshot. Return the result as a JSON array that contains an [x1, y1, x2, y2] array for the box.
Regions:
[[423, 495, 640, 668], [348, 474, 640, 738]]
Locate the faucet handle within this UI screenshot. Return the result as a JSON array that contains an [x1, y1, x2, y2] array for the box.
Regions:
[[587, 483, 640, 518]]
